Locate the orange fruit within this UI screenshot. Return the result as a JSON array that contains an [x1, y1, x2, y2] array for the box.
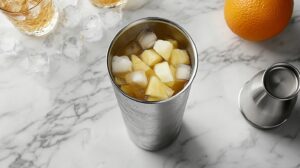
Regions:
[[224, 0, 293, 41]]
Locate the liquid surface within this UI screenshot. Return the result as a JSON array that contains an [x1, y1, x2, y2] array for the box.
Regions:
[[265, 66, 299, 98]]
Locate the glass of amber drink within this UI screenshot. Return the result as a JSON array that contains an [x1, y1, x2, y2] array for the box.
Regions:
[[90, 0, 126, 8], [0, 0, 59, 36]]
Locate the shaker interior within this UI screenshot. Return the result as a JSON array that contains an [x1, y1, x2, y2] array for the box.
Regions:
[[107, 18, 198, 102], [264, 64, 300, 99], [108, 19, 196, 74]]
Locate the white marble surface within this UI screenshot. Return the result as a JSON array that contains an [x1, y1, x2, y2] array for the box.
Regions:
[[1, 0, 300, 167]]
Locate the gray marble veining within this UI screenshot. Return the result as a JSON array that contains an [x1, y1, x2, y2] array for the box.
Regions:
[[1, 0, 300, 168]]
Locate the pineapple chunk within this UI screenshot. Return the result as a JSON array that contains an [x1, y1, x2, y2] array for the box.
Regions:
[[146, 76, 174, 99], [112, 56, 132, 75], [167, 39, 178, 48], [153, 40, 174, 61], [125, 71, 148, 88], [165, 65, 176, 87], [147, 96, 163, 101], [114, 77, 126, 85], [154, 62, 174, 83], [163, 84, 175, 98], [170, 65, 176, 78], [170, 49, 190, 66], [140, 49, 163, 67], [131, 55, 150, 71]]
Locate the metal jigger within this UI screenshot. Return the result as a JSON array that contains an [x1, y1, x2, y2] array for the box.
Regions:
[[239, 63, 300, 129]]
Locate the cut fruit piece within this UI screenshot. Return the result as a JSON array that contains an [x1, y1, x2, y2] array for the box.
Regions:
[[137, 31, 157, 49], [131, 55, 150, 71], [167, 39, 178, 48], [165, 65, 177, 87], [170, 49, 190, 66], [124, 41, 142, 56], [170, 80, 187, 93], [154, 62, 174, 83], [170, 65, 176, 78], [153, 40, 174, 61], [146, 76, 174, 99], [147, 96, 163, 101], [112, 56, 132, 75], [166, 81, 175, 87], [114, 77, 126, 85], [163, 84, 175, 98], [176, 64, 191, 80], [140, 49, 163, 67], [125, 71, 148, 88]]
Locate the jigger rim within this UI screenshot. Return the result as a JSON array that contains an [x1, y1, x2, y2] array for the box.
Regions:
[[107, 17, 198, 104], [263, 62, 300, 100]]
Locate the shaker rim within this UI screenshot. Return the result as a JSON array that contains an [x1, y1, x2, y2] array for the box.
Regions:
[[262, 62, 300, 100], [107, 17, 198, 104]]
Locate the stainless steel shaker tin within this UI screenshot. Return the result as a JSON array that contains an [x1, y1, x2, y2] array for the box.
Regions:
[[239, 63, 300, 129], [107, 17, 198, 150]]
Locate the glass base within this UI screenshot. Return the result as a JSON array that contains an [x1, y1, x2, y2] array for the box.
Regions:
[[22, 5, 59, 37], [91, 0, 126, 8]]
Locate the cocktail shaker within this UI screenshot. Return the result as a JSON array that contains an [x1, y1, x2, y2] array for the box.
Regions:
[[239, 63, 300, 129], [107, 18, 198, 150]]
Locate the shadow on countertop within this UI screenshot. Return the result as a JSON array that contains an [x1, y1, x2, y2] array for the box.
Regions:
[[268, 98, 300, 139], [258, 14, 300, 142], [151, 124, 209, 168], [259, 15, 300, 61]]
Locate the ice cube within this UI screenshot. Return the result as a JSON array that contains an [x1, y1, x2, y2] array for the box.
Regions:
[[0, 37, 16, 52], [62, 5, 81, 28], [5, 0, 24, 12], [176, 64, 191, 80], [62, 36, 83, 61], [0, 34, 23, 57], [57, 0, 79, 8], [27, 53, 49, 73], [112, 56, 132, 74], [0, 1, 5, 8], [124, 41, 142, 56], [125, 71, 148, 88], [15, 15, 26, 21], [26, 1, 41, 19], [99, 10, 122, 29], [123, 0, 149, 10], [137, 31, 157, 49], [80, 15, 104, 42]]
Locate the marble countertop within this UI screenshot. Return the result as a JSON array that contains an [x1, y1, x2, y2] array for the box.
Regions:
[[1, 0, 300, 167]]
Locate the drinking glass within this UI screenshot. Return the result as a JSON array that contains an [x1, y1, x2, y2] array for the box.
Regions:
[[0, 0, 59, 36], [90, 0, 126, 8]]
